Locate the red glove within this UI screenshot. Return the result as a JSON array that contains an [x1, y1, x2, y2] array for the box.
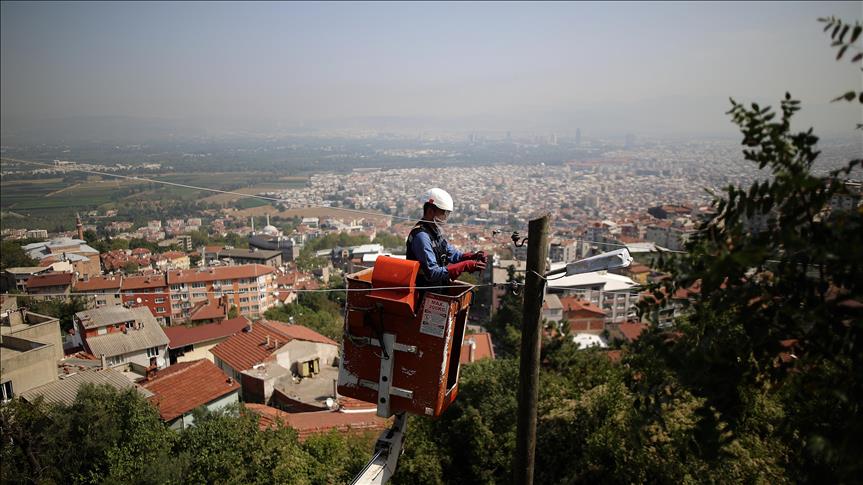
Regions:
[[447, 259, 487, 279], [461, 251, 487, 263]]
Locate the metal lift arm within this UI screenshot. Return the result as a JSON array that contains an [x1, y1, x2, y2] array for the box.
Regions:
[[350, 412, 408, 485]]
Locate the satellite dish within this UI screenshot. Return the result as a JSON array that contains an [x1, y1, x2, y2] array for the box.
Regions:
[[325, 397, 335, 409], [136, 297, 142, 304]]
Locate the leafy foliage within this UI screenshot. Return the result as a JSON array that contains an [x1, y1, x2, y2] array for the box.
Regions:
[[0, 239, 38, 270], [0, 384, 375, 485], [264, 290, 344, 340], [636, 30, 863, 481], [484, 265, 524, 357], [17, 295, 88, 332], [817, 16, 863, 128]]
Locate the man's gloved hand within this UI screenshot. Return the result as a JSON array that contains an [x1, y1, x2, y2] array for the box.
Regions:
[[461, 251, 488, 263], [447, 259, 487, 280]]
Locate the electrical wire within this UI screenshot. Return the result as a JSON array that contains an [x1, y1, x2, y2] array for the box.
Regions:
[[8, 283, 498, 299]]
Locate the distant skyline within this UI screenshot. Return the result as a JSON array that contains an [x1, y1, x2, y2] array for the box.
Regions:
[[2, 1, 861, 141]]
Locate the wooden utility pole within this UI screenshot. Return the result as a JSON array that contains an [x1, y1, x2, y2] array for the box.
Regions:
[[513, 213, 550, 485]]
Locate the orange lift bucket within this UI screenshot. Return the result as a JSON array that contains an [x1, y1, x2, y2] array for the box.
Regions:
[[337, 256, 474, 418]]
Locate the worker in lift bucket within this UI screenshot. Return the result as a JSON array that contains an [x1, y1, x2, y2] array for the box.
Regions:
[[406, 188, 487, 287]]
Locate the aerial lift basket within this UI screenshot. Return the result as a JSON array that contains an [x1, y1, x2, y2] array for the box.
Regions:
[[337, 256, 473, 418]]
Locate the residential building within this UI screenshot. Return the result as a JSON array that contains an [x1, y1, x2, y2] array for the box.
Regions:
[[546, 264, 640, 324], [609, 321, 647, 343], [210, 320, 339, 411], [559, 296, 606, 334], [541, 294, 563, 324], [141, 359, 240, 430], [246, 403, 389, 440], [22, 237, 101, 278], [1, 266, 52, 292], [20, 367, 154, 405], [154, 251, 191, 271], [549, 239, 578, 263], [163, 316, 251, 365], [0, 298, 63, 402], [186, 297, 229, 325], [460, 332, 495, 365], [120, 274, 172, 325], [166, 265, 277, 322], [213, 248, 283, 267], [73, 275, 123, 309], [24, 272, 74, 299], [71, 306, 169, 372]]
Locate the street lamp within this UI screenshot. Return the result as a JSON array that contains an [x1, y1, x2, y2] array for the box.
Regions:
[[544, 248, 633, 278]]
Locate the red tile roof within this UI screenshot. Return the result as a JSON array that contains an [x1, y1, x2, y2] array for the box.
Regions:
[[245, 404, 389, 440], [121, 274, 168, 290], [210, 321, 336, 372], [164, 316, 251, 349], [628, 263, 651, 274], [25, 272, 74, 288], [142, 359, 239, 421], [189, 300, 227, 321], [460, 332, 495, 364], [74, 276, 123, 291], [559, 296, 605, 315], [261, 320, 338, 346], [159, 251, 187, 260], [617, 322, 647, 342], [166, 265, 274, 284]]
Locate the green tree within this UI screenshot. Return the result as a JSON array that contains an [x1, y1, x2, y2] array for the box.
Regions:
[[372, 232, 405, 252], [18, 295, 87, 332], [637, 20, 863, 482], [0, 240, 37, 270], [228, 305, 239, 319], [485, 265, 524, 357], [123, 261, 140, 274], [264, 293, 344, 341]]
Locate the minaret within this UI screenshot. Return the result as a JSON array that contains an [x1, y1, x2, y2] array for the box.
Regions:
[[76, 213, 84, 240], [266, 214, 270, 226], [251, 217, 255, 235]]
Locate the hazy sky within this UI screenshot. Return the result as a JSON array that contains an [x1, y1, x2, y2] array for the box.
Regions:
[[2, 1, 861, 137]]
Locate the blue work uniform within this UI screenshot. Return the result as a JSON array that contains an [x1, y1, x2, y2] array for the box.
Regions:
[[406, 221, 463, 287]]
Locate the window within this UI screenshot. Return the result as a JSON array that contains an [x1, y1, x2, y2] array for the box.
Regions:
[[155, 297, 165, 304], [98, 327, 107, 335], [299, 358, 320, 377], [192, 282, 205, 288], [96, 299, 106, 306], [107, 355, 125, 366], [170, 284, 180, 290], [147, 347, 160, 357], [156, 307, 166, 313], [1, 381, 13, 403]]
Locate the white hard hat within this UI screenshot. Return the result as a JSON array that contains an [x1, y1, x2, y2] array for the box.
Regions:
[[422, 188, 454, 212]]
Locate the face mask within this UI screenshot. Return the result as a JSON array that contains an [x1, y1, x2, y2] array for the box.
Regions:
[[433, 214, 447, 237]]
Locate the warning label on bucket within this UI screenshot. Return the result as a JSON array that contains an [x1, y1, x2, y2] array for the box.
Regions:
[[420, 297, 450, 337]]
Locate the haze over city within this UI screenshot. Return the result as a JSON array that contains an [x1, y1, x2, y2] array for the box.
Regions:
[[2, 1, 861, 142], [2, 2, 863, 484]]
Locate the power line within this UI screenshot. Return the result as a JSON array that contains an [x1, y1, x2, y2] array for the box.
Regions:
[[7, 283, 497, 299]]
